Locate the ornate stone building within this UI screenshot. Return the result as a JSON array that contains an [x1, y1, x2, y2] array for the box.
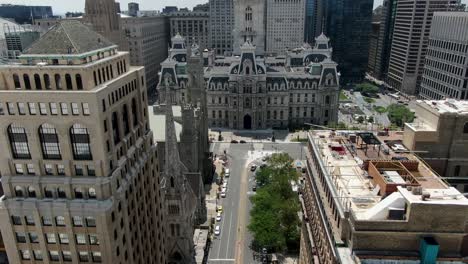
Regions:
[[0, 21, 165, 263], [158, 33, 340, 129], [233, 0, 266, 55]]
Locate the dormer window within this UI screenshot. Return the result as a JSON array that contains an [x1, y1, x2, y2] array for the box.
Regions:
[[52, 59, 59, 65]]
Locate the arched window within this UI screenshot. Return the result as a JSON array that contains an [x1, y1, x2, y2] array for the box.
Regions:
[[44, 74, 51, 89], [39, 124, 61, 160], [122, 105, 130, 135], [34, 74, 42, 90], [112, 112, 121, 144], [70, 124, 92, 160], [65, 74, 72, 90], [55, 74, 62, 89], [170, 177, 175, 188], [325, 95, 330, 104], [8, 124, 31, 159], [246, 66, 250, 75], [76, 74, 83, 90], [273, 110, 277, 120], [44, 187, 54, 198], [131, 98, 138, 126], [463, 122, 468, 133], [13, 74, 21, 88], [14, 186, 24, 197], [28, 186, 36, 197], [23, 74, 31, 90], [88, 188, 96, 199]]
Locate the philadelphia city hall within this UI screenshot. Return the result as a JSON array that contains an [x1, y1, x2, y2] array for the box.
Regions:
[[157, 2, 340, 130]]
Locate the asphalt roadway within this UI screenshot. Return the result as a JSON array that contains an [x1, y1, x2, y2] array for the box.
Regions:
[[207, 142, 306, 264]]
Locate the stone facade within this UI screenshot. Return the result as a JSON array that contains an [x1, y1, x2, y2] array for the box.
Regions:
[[169, 12, 209, 50], [158, 34, 339, 130], [121, 16, 169, 94], [403, 99, 468, 193], [265, 0, 306, 55], [0, 21, 166, 264], [233, 0, 266, 55], [84, 0, 129, 51]]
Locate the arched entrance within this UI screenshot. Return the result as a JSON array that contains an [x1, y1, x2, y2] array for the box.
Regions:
[[243, 114, 252, 129]]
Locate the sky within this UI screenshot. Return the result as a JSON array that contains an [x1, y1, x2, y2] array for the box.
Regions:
[[0, 0, 465, 15]]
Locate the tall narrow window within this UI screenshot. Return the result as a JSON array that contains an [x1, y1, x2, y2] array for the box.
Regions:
[[44, 74, 51, 89], [93, 71, 97, 86], [55, 74, 62, 89], [13, 74, 21, 88], [112, 112, 121, 144], [122, 104, 130, 135], [23, 74, 31, 90], [76, 74, 83, 90], [65, 74, 72, 90], [131, 98, 138, 126], [8, 124, 31, 159], [39, 124, 61, 160], [34, 74, 42, 90], [70, 124, 92, 160]]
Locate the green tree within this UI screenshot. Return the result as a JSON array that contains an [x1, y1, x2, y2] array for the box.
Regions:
[[355, 83, 379, 95], [387, 104, 415, 127], [368, 116, 374, 123], [357, 116, 365, 124], [248, 153, 300, 253]]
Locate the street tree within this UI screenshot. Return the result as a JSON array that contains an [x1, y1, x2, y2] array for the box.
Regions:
[[248, 153, 300, 252]]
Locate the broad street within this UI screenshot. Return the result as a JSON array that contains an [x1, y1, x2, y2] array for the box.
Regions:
[[208, 142, 306, 264]]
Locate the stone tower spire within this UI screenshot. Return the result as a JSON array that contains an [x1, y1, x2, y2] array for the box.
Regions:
[[84, 0, 128, 50], [162, 75, 197, 264]]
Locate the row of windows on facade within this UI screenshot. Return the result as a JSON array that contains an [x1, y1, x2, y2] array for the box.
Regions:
[[210, 107, 326, 119], [208, 81, 325, 91], [103, 78, 141, 112], [11, 215, 96, 227], [19, 249, 101, 262], [13, 184, 97, 199], [427, 48, 467, 69], [93, 59, 127, 87], [429, 38, 468, 54], [208, 94, 329, 105], [12, 73, 84, 91], [16, 231, 99, 246], [104, 99, 140, 146], [14, 162, 95, 177], [424, 61, 467, 87], [7, 123, 92, 160], [0, 101, 90, 116], [421, 77, 463, 99]]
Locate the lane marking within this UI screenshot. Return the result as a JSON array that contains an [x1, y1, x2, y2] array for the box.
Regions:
[[225, 201, 234, 258]]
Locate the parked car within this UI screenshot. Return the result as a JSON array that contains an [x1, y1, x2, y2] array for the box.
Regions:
[[217, 205, 223, 213], [214, 226, 221, 235], [224, 169, 230, 178], [231, 140, 238, 143], [250, 164, 257, 171], [222, 182, 228, 188], [216, 212, 222, 222], [252, 185, 257, 191], [221, 187, 227, 198], [240, 140, 246, 143]]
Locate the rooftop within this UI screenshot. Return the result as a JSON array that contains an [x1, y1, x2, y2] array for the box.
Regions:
[[308, 130, 468, 221], [23, 20, 115, 55], [416, 99, 468, 115]]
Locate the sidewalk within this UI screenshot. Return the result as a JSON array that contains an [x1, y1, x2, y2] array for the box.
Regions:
[[209, 129, 309, 144]]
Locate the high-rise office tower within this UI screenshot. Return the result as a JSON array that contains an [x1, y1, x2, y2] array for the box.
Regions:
[[367, 20, 381, 78], [84, 0, 129, 51], [233, 0, 266, 55], [169, 12, 210, 49], [324, 0, 374, 83], [265, 0, 306, 55], [0, 21, 166, 264], [419, 12, 468, 100], [128, 2, 140, 17], [304, 0, 325, 44], [369, 0, 397, 80], [209, 0, 234, 55], [387, 0, 460, 95]]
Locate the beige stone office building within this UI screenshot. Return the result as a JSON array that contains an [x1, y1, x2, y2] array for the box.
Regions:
[[265, 0, 306, 55], [300, 130, 468, 264], [386, 0, 460, 95], [122, 16, 169, 94], [0, 21, 166, 264], [403, 99, 468, 193]]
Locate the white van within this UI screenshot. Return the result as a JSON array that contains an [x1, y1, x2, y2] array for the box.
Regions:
[[221, 187, 227, 198], [225, 169, 230, 177]]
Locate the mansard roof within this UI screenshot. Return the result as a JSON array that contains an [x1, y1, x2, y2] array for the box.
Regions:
[[24, 20, 115, 55]]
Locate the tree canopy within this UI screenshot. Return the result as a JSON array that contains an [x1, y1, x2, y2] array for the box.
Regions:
[[248, 153, 300, 252], [387, 104, 415, 127]]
